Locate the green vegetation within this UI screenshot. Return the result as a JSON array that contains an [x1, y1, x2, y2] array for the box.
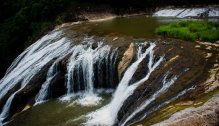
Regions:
[[0, 0, 77, 77], [155, 21, 219, 42]]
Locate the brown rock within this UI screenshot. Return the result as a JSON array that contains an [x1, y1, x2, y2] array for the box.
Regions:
[[153, 94, 219, 126], [175, 101, 194, 106], [118, 42, 136, 79]]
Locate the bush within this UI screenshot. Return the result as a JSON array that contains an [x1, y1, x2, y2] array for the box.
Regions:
[[155, 21, 219, 42]]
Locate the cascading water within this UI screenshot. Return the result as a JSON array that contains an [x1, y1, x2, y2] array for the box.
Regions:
[[153, 8, 219, 18], [63, 38, 118, 106], [35, 57, 63, 104], [121, 73, 178, 125], [85, 42, 164, 126], [0, 30, 72, 122], [0, 31, 66, 101], [0, 26, 202, 126], [0, 92, 16, 121], [0, 30, 118, 124]]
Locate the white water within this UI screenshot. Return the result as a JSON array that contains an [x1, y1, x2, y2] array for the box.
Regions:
[[121, 73, 177, 125], [65, 37, 117, 106], [153, 8, 219, 18], [35, 56, 63, 104], [0, 31, 70, 100], [0, 93, 16, 121], [0, 30, 119, 123], [85, 42, 164, 126], [0, 30, 72, 121], [0, 27, 196, 125], [72, 93, 103, 107]]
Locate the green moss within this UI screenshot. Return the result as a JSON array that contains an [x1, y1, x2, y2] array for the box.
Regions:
[[155, 21, 219, 42]]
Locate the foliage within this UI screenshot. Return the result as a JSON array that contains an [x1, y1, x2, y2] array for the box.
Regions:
[[155, 21, 219, 42], [0, 0, 76, 77]]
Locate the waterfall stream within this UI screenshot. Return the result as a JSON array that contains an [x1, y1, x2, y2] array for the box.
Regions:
[[0, 31, 72, 121], [121, 73, 178, 125], [153, 8, 219, 18], [0, 26, 200, 125], [0, 31, 118, 123], [85, 42, 164, 126], [35, 58, 61, 104]]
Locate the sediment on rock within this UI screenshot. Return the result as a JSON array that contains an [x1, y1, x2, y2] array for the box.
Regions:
[[153, 94, 219, 126]]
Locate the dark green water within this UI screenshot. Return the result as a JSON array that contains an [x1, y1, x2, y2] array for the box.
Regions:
[[70, 15, 218, 39], [8, 93, 112, 126], [91, 16, 161, 38], [81, 16, 188, 38]]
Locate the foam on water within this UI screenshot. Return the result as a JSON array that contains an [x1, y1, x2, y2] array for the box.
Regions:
[[75, 94, 102, 106], [85, 42, 164, 126], [121, 73, 177, 125], [153, 8, 219, 18]]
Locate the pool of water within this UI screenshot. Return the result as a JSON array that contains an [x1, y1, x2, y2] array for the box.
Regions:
[[68, 15, 219, 39], [8, 92, 112, 126]]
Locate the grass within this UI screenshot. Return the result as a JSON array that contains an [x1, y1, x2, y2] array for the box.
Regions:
[[155, 21, 219, 42]]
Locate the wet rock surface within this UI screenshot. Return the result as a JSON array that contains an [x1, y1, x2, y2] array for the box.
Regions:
[[3, 36, 217, 125], [153, 94, 219, 126], [4, 59, 55, 121], [117, 40, 209, 125], [1, 19, 218, 126]]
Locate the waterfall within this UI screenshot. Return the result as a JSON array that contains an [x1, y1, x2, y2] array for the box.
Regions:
[[0, 26, 198, 125], [3, 31, 62, 76], [85, 42, 164, 126], [0, 93, 16, 121], [0, 30, 72, 121], [64, 38, 118, 106], [0, 32, 70, 101], [35, 57, 61, 104], [0, 31, 119, 122], [153, 8, 219, 18], [121, 73, 178, 125]]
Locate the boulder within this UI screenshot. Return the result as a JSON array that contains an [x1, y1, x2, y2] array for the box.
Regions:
[[118, 42, 136, 79]]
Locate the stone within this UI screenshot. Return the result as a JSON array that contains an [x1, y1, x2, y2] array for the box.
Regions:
[[205, 53, 212, 58], [118, 42, 136, 79], [195, 45, 201, 48], [153, 94, 219, 126], [175, 101, 194, 106], [116, 40, 207, 125], [204, 65, 219, 93], [206, 46, 212, 50]]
